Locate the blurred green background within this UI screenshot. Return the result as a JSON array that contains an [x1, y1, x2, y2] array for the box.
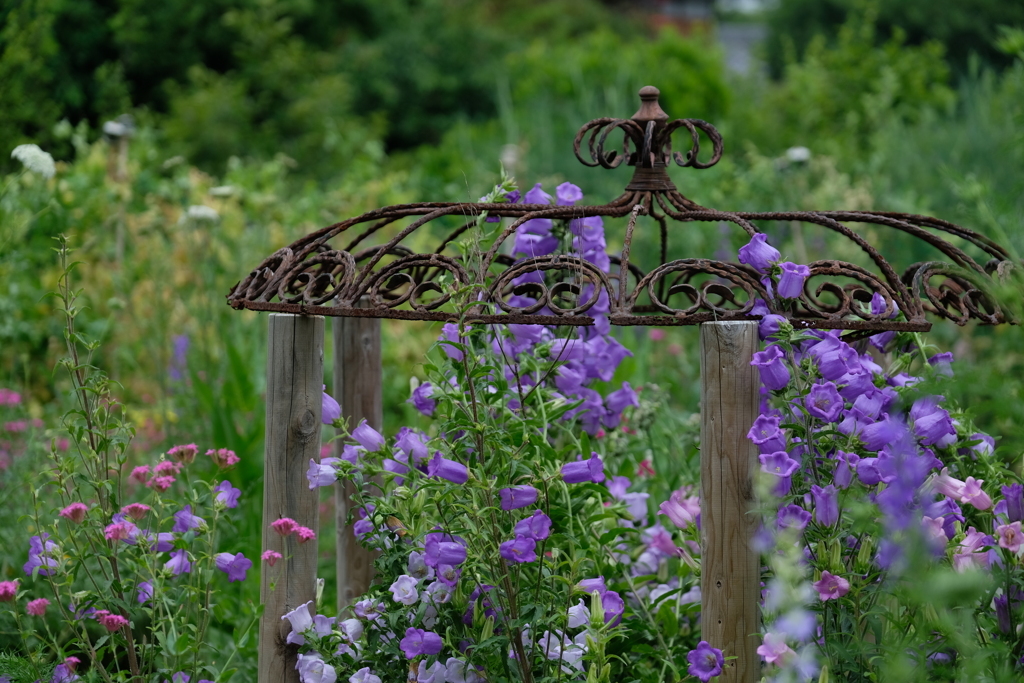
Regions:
[[1, 0, 1023, 675]]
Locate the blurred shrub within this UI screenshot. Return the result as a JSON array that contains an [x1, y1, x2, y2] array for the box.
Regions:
[[763, 0, 1024, 78]]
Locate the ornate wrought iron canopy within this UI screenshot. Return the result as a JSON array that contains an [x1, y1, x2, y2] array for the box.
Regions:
[[227, 86, 1014, 333]]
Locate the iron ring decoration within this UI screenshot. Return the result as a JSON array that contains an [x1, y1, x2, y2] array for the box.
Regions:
[[276, 249, 358, 307], [631, 259, 765, 317], [489, 255, 615, 317]]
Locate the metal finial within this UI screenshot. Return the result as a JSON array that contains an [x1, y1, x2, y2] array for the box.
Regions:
[[632, 86, 669, 123]]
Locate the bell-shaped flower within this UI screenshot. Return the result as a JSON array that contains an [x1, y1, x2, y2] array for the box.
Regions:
[[751, 344, 790, 390], [351, 420, 384, 452], [805, 381, 844, 422], [427, 452, 468, 484], [738, 233, 780, 273]]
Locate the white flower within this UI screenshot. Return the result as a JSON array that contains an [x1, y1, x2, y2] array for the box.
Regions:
[[389, 574, 419, 605], [421, 603, 438, 629], [209, 185, 236, 197], [785, 146, 811, 163], [11, 144, 55, 179], [339, 617, 363, 642], [416, 660, 446, 683], [349, 668, 381, 683], [184, 204, 219, 222], [281, 600, 314, 645], [567, 599, 590, 628]]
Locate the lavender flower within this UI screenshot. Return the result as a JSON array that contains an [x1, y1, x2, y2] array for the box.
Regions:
[[322, 386, 341, 425], [352, 419, 385, 452], [1003, 484, 1024, 523], [777, 504, 811, 531], [214, 480, 241, 508], [440, 323, 465, 361], [811, 485, 840, 526], [514, 510, 552, 541], [759, 451, 799, 477], [738, 233, 780, 273], [751, 344, 790, 390], [659, 489, 700, 528], [428, 452, 469, 484], [686, 641, 725, 682], [561, 452, 605, 484], [499, 536, 537, 563], [409, 382, 436, 416], [776, 262, 810, 299], [137, 581, 153, 604], [215, 552, 252, 582], [556, 182, 583, 206], [307, 458, 338, 489], [499, 486, 538, 510], [805, 382, 843, 422], [601, 590, 625, 625], [400, 627, 443, 658], [172, 505, 205, 533], [165, 550, 191, 576], [389, 575, 419, 605]]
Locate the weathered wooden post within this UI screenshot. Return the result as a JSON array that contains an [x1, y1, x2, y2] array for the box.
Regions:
[[700, 321, 761, 683], [259, 313, 324, 683], [332, 301, 382, 612]]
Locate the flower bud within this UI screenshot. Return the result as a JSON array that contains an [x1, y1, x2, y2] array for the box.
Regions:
[[829, 539, 842, 572], [856, 537, 873, 573], [393, 486, 412, 501], [480, 615, 495, 642], [590, 590, 605, 629], [657, 558, 668, 584]]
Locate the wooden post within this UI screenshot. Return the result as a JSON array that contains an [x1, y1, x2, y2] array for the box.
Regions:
[[259, 313, 324, 683], [700, 321, 761, 683], [333, 305, 382, 612]]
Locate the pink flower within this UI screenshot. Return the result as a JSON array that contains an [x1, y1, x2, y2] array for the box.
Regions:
[[148, 475, 175, 492], [648, 329, 665, 342], [0, 580, 18, 601], [95, 611, 129, 632], [756, 632, 794, 665], [63, 656, 81, 672], [931, 468, 966, 499], [997, 522, 1023, 553], [812, 571, 850, 601], [637, 459, 655, 477], [262, 550, 283, 567], [104, 522, 133, 541], [953, 526, 993, 572], [271, 518, 299, 536], [921, 516, 948, 551], [122, 503, 151, 521], [129, 465, 151, 484], [153, 460, 181, 476], [961, 477, 992, 511], [59, 502, 88, 524], [167, 443, 198, 464], [295, 526, 316, 544], [0, 388, 21, 405], [26, 597, 50, 616], [207, 448, 240, 468]]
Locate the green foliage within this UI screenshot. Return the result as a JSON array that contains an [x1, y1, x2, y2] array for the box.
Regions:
[[763, 0, 1024, 78]]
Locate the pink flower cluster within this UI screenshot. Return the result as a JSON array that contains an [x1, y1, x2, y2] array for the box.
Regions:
[[92, 609, 129, 632], [206, 448, 240, 468], [270, 517, 316, 543], [128, 445, 241, 492], [0, 388, 21, 405]]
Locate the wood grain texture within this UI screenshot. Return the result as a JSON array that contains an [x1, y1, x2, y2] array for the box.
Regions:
[[332, 302, 382, 612], [700, 321, 761, 683], [259, 314, 324, 683]]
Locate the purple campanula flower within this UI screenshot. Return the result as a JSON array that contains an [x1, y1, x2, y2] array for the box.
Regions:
[[556, 182, 583, 205], [214, 480, 241, 508], [607, 475, 631, 499], [811, 485, 839, 526], [500, 535, 537, 563], [856, 457, 883, 486], [428, 452, 469, 484], [738, 233, 780, 273], [759, 451, 799, 477], [137, 581, 153, 604], [812, 571, 850, 600], [408, 551, 434, 581], [756, 632, 794, 665], [747, 414, 786, 452], [777, 504, 811, 531], [751, 344, 790, 390], [440, 323, 465, 361], [350, 668, 382, 683], [961, 477, 993, 511], [172, 505, 205, 533], [969, 432, 995, 459], [561, 452, 605, 484], [514, 510, 552, 541], [861, 416, 906, 452], [1003, 484, 1024, 523], [776, 262, 810, 299], [910, 396, 956, 447], [659, 489, 700, 528], [169, 334, 189, 381], [833, 451, 860, 489], [514, 232, 559, 258], [601, 590, 625, 625], [165, 549, 191, 576], [321, 386, 340, 425], [215, 552, 252, 582], [425, 539, 467, 567], [686, 641, 725, 682], [401, 627, 443, 658], [605, 381, 640, 414], [306, 458, 338, 489], [296, 654, 336, 682], [395, 428, 429, 464], [524, 182, 552, 205], [352, 419, 385, 452], [389, 575, 419, 605], [409, 382, 436, 416], [805, 381, 843, 422], [996, 594, 1012, 634], [436, 564, 461, 587], [928, 352, 954, 378], [24, 534, 59, 576], [499, 485, 538, 510], [578, 577, 606, 594]]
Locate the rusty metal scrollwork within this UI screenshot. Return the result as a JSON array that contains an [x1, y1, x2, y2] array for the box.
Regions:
[[228, 85, 1017, 334]]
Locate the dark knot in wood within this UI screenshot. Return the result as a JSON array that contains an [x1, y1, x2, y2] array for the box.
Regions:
[[293, 408, 318, 444]]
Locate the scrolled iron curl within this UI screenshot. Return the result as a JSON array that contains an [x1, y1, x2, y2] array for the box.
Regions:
[[361, 254, 471, 312], [239, 247, 295, 303], [489, 255, 615, 316], [908, 261, 1005, 326], [275, 249, 358, 306], [632, 259, 765, 317], [793, 261, 903, 323], [572, 117, 724, 170]]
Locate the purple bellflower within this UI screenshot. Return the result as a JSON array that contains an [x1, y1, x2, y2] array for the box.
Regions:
[[409, 382, 436, 416], [738, 233, 780, 273], [499, 486, 538, 510], [514, 510, 552, 541], [751, 344, 790, 390], [561, 452, 605, 484], [776, 262, 810, 299], [686, 641, 725, 682], [352, 419, 385, 452], [428, 452, 469, 484], [321, 386, 340, 425], [401, 628, 443, 658], [214, 480, 241, 508], [805, 382, 843, 422], [500, 536, 537, 563], [215, 552, 252, 582], [811, 485, 840, 526]]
